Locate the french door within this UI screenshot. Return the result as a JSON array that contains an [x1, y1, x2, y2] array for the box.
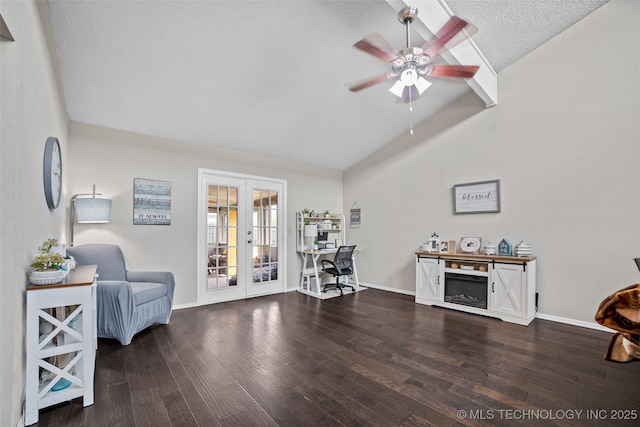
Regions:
[[197, 169, 286, 305]]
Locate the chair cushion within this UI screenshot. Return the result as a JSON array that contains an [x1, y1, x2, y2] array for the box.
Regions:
[[130, 282, 167, 306]]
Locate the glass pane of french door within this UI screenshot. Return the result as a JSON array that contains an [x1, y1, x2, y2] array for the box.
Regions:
[[252, 189, 278, 284], [246, 180, 284, 297], [206, 184, 237, 290]]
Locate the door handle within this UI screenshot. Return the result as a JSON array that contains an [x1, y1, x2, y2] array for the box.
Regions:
[[247, 240, 253, 244]]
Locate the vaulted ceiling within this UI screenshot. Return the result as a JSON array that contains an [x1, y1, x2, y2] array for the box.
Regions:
[[47, 0, 608, 170]]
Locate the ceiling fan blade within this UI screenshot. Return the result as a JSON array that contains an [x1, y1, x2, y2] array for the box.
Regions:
[[422, 16, 468, 60], [429, 65, 479, 78], [354, 32, 398, 63], [349, 73, 397, 92]]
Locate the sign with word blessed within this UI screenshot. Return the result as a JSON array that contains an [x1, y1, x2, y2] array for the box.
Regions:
[[453, 180, 500, 214]]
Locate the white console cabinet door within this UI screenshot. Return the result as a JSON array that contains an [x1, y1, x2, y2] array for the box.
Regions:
[[491, 261, 536, 324], [416, 257, 442, 304], [491, 263, 525, 315]]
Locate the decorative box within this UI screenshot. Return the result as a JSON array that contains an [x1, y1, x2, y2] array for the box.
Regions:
[[497, 238, 513, 256]]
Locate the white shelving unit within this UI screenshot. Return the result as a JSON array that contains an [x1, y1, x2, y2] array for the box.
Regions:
[[296, 211, 359, 296], [296, 211, 345, 252], [25, 265, 97, 426]]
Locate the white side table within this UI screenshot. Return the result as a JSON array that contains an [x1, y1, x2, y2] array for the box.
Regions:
[[25, 265, 97, 426]]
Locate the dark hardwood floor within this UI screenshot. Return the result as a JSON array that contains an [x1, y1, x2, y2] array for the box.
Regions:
[[35, 289, 640, 426]]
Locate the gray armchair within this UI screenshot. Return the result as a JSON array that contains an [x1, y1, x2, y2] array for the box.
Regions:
[[66, 243, 175, 345]]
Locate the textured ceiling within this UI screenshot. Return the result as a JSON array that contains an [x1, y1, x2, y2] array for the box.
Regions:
[[47, 0, 608, 171]]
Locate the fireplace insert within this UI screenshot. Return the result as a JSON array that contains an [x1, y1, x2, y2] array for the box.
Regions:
[[444, 272, 488, 309]]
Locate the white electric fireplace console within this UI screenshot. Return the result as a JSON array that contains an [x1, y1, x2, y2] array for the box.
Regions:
[[415, 252, 537, 325]]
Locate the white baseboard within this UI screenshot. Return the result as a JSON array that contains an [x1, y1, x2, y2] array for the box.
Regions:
[[535, 312, 613, 333], [362, 282, 415, 296], [172, 302, 197, 310]]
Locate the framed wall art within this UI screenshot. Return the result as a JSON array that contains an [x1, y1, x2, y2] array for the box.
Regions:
[[133, 178, 171, 225], [350, 203, 361, 228], [453, 179, 500, 214]]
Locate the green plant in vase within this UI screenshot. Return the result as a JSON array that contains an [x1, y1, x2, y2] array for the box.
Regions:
[[29, 238, 66, 285], [30, 239, 65, 271]]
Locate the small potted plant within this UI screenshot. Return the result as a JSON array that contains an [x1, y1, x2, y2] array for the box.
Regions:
[[29, 238, 67, 285], [324, 210, 330, 218]]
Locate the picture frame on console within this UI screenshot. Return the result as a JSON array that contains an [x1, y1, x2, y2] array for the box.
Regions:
[[460, 237, 482, 254], [427, 234, 440, 253]]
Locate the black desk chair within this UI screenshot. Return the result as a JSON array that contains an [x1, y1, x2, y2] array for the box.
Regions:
[[321, 245, 356, 295]]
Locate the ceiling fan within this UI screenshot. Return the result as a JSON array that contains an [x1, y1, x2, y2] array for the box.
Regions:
[[349, 6, 479, 101]]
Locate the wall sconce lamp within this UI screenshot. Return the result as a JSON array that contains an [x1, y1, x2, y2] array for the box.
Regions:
[[70, 184, 112, 247]]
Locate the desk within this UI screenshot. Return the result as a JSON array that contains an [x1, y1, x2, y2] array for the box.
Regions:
[[298, 249, 359, 297], [25, 265, 97, 426]]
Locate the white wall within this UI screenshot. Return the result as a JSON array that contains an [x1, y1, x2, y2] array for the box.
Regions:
[[344, 0, 640, 326], [67, 122, 343, 306], [0, 2, 69, 425], [2, 1, 636, 425]]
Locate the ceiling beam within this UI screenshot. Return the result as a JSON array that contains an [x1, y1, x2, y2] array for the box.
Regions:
[[385, 0, 497, 107]]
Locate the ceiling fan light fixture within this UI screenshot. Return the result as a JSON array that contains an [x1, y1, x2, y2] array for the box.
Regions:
[[389, 80, 405, 97], [415, 77, 432, 95], [400, 68, 418, 85]]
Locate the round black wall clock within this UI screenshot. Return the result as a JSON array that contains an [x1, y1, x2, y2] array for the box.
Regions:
[[43, 136, 62, 209]]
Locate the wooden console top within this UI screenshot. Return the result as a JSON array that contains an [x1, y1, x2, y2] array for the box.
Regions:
[[27, 264, 97, 291], [415, 251, 536, 264]]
